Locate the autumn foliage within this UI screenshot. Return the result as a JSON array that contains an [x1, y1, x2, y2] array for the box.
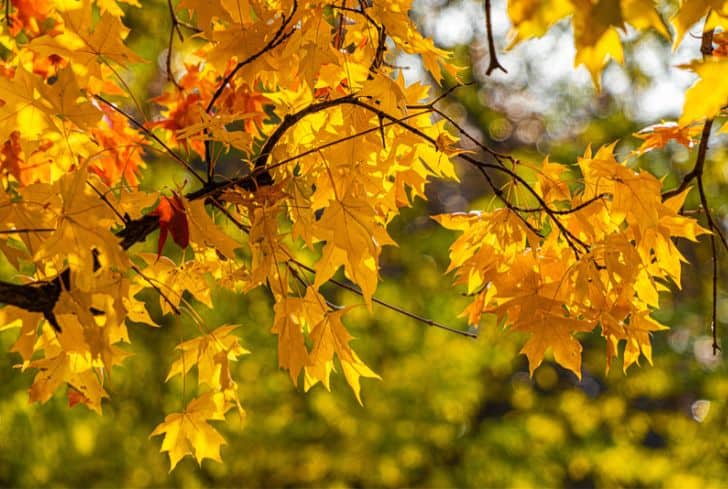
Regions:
[[0, 0, 725, 470]]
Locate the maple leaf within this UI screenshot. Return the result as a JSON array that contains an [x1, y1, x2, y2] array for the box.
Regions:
[[150, 392, 229, 471], [358, 73, 408, 117], [183, 197, 241, 260], [312, 189, 396, 305], [28, 346, 109, 414], [138, 254, 213, 313], [37, 66, 101, 130], [304, 305, 380, 404], [679, 58, 728, 125], [671, 0, 728, 48], [271, 295, 311, 385], [177, 0, 230, 37], [150, 193, 190, 258], [513, 312, 597, 380], [166, 325, 249, 392], [621, 312, 668, 372], [0, 306, 43, 363], [509, 0, 667, 87], [369, 3, 459, 82], [0, 66, 51, 142], [89, 104, 146, 186], [33, 165, 128, 290], [534, 157, 572, 204], [507, 0, 574, 45], [30, 0, 143, 80], [632, 122, 702, 155]]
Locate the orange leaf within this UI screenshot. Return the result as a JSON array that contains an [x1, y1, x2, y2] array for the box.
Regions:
[[632, 122, 701, 155]]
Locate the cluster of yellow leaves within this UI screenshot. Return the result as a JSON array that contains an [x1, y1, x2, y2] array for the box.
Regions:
[[436, 144, 708, 377], [0, 0, 467, 471], [0, 166, 151, 414], [508, 1, 725, 118], [507, 0, 668, 87], [0, 0, 716, 472], [152, 0, 461, 410], [153, 326, 248, 470]]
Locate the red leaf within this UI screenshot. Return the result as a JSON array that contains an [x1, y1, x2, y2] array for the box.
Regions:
[[150, 192, 189, 257], [67, 387, 88, 408]]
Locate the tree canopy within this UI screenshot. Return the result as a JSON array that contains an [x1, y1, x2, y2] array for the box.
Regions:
[[0, 0, 726, 475]]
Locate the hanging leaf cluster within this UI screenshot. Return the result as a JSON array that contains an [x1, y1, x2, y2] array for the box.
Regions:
[[0, 0, 724, 470]]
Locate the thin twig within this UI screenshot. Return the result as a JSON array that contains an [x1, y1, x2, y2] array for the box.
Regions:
[[484, 0, 507, 75], [0, 228, 55, 234], [86, 180, 127, 224], [663, 118, 714, 199], [289, 259, 478, 338], [205, 0, 298, 114], [166, 0, 185, 89], [697, 176, 721, 354], [406, 81, 473, 109], [332, 3, 387, 74], [512, 193, 609, 215], [427, 105, 513, 168], [130, 264, 182, 316], [184, 181, 472, 339]]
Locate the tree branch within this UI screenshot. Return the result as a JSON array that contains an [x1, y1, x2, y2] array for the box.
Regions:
[[662, 118, 714, 199], [484, 0, 507, 75]]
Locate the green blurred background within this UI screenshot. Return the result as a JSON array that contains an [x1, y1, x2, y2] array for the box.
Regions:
[[1, 0, 728, 487]]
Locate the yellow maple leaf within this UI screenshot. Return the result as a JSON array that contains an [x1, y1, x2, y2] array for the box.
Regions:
[[304, 306, 380, 404], [271, 295, 313, 385], [177, 0, 230, 37], [534, 157, 572, 204], [507, 0, 574, 45], [510, 0, 668, 87], [358, 73, 408, 117], [368, 3, 459, 82], [150, 392, 229, 471], [622, 312, 668, 371], [312, 190, 396, 305], [138, 254, 213, 313], [679, 58, 728, 125], [37, 65, 102, 130], [671, 0, 728, 48], [183, 199, 241, 260], [166, 325, 249, 392], [0, 66, 50, 141], [30, 0, 143, 79], [514, 312, 597, 379], [33, 166, 127, 291]]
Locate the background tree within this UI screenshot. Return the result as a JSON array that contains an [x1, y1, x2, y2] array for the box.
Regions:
[[0, 0, 726, 484]]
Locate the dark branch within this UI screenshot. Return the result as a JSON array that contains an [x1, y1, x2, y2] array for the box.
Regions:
[[484, 0, 507, 75], [663, 118, 714, 199]]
